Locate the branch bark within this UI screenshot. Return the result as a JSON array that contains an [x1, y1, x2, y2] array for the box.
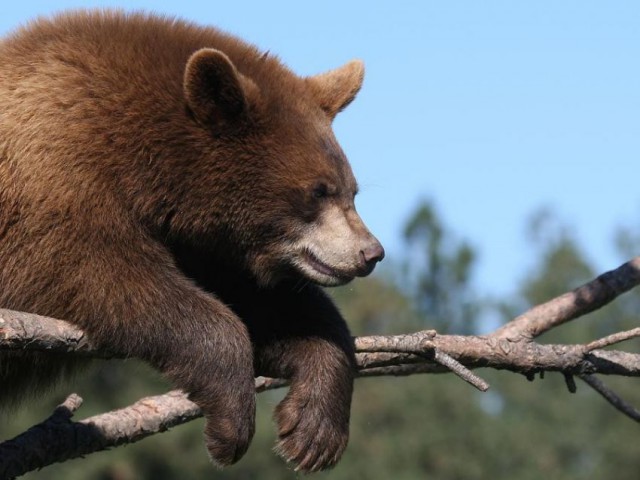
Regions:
[[1, 257, 639, 478], [0, 391, 201, 479], [493, 256, 640, 340]]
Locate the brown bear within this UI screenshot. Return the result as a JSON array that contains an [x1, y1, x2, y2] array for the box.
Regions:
[[0, 9, 384, 473]]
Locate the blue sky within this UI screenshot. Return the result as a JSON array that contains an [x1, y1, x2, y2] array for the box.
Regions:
[[1, 2, 638, 299]]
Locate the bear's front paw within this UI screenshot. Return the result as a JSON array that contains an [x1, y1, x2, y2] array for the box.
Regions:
[[202, 393, 256, 467], [273, 386, 349, 473]]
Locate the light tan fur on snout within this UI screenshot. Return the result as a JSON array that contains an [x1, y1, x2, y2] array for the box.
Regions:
[[292, 204, 380, 286]]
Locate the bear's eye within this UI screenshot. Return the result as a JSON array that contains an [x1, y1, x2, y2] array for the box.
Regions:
[[312, 183, 329, 199]]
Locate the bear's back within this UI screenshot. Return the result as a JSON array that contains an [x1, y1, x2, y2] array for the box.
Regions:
[[0, 10, 296, 168], [0, 10, 272, 153], [0, 10, 268, 91], [0, 11, 303, 225]]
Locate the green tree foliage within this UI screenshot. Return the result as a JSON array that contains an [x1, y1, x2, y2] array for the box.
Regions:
[[4, 202, 639, 479], [402, 200, 478, 334], [483, 208, 640, 480]]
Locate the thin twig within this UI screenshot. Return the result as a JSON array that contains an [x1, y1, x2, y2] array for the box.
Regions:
[[357, 363, 440, 378], [52, 393, 84, 420], [255, 376, 288, 392], [584, 327, 640, 352], [579, 374, 640, 422], [563, 373, 577, 393], [432, 350, 490, 391]]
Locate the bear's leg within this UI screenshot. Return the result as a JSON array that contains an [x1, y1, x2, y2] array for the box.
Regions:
[[244, 284, 355, 473], [89, 263, 257, 467], [1, 232, 256, 467], [142, 293, 256, 467]]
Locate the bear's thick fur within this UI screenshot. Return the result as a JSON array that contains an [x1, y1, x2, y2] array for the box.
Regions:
[[0, 10, 383, 472]]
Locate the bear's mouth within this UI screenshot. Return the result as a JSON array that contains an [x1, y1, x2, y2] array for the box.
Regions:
[[299, 250, 354, 286]]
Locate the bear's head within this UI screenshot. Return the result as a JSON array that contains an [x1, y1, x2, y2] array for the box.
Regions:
[[179, 48, 384, 287]]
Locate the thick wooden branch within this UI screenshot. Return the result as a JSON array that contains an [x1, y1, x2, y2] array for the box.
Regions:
[[0, 310, 100, 357], [1, 258, 640, 477], [355, 333, 640, 376], [493, 256, 640, 340], [0, 390, 201, 479], [3, 312, 638, 377]]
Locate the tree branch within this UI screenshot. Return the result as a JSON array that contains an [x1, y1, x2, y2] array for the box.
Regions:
[[0, 390, 201, 479], [579, 374, 640, 422], [1, 257, 639, 477], [0, 309, 101, 357], [493, 256, 640, 340], [356, 333, 640, 375]]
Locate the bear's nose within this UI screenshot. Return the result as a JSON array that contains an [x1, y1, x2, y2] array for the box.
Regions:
[[362, 241, 385, 264], [357, 240, 385, 276]]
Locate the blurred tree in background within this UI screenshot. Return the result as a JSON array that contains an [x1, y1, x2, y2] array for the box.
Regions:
[[402, 201, 478, 334], [3, 200, 639, 479]]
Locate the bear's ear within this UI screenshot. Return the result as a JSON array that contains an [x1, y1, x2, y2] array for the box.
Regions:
[[184, 48, 248, 126], [306, 60, 364, 119]]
